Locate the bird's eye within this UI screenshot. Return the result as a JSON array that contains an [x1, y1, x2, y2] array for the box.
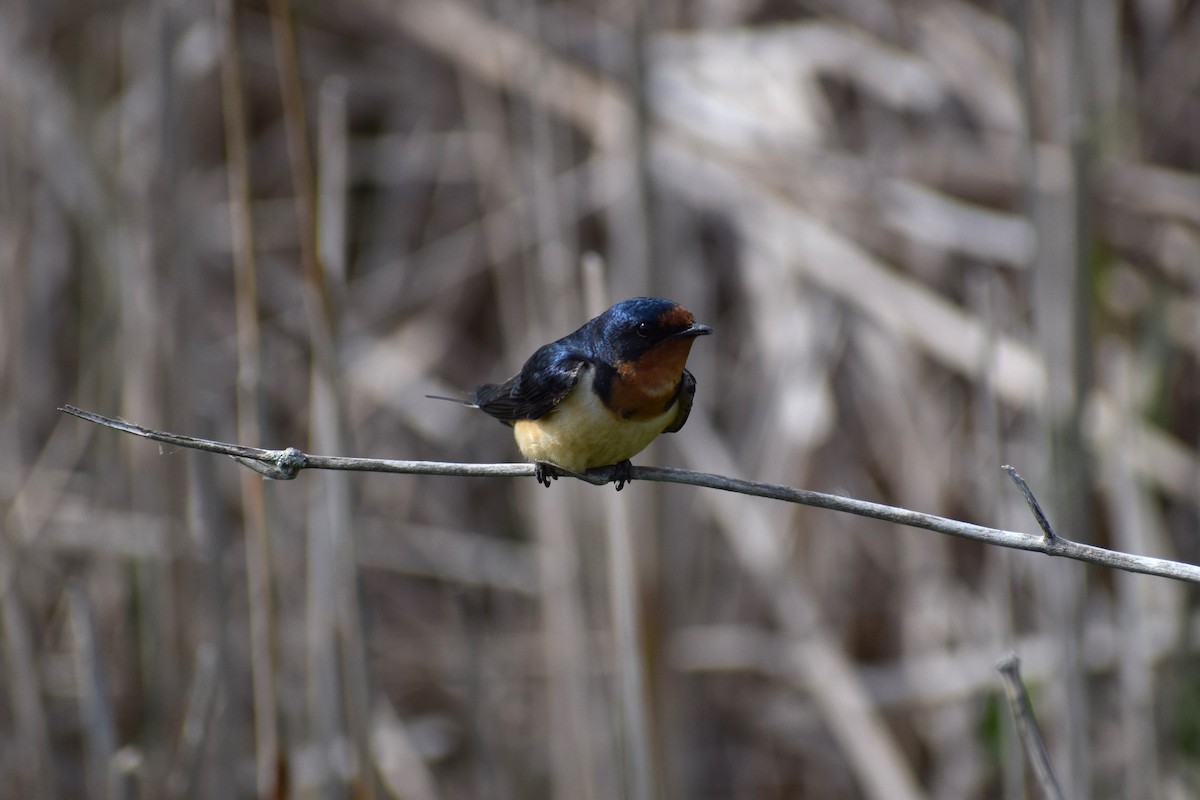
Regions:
[[636, 322, 652, 337]]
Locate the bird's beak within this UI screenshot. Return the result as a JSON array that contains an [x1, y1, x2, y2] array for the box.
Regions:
[[671, 322, 713, 339]]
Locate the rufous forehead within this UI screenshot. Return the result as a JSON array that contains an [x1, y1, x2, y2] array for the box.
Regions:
[[659, 305, 695, 327]]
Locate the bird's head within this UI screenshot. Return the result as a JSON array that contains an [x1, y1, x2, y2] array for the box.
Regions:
[[593, 297, 712, 367]]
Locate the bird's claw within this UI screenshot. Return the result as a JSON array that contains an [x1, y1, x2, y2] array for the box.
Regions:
[[609, 460, 634, 491], [534, 462, 562, 487], [534, 461, 634, 490]]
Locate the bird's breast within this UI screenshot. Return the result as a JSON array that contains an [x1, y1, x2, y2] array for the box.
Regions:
[[512, 366, 679, 472]]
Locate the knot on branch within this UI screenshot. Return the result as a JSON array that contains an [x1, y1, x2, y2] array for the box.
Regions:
[[275, 447, 308, 478], [232, 447, 308, 480]]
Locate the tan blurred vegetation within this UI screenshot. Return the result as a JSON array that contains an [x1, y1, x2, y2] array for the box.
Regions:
[[3, 0, 1200, 798]]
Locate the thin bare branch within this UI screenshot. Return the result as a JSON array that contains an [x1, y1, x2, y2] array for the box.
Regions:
[[59, 404, 1200, 585], [1002, 465, 1058, 541], [996, 653, 1065, 800]]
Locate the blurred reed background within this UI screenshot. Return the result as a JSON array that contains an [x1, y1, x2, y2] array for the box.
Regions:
[[2, 0, 1200, 798]]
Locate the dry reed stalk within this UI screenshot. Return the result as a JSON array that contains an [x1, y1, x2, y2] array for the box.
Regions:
[[213, 0, 284, 793], [12, 1, 1200, 796], [264, 0, 374, 790]]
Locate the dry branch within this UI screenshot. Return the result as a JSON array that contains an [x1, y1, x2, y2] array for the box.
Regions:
[[59, 405, 1200, 585], [996, 654, 1065, 800]]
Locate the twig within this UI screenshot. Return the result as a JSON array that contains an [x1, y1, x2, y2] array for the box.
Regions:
[[996, 653, 1065, 800], [59, 405, 1200, 585], [1002, 465, 1057, 541]]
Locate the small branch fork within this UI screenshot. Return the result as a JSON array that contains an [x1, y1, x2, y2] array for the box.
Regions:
[[59, 405, 1200, 585], [1002, 464, 1057, 542]]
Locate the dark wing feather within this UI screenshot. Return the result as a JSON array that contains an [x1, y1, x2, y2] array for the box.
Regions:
[[473, 343, 588, 421], [663, 368, 697, 433]]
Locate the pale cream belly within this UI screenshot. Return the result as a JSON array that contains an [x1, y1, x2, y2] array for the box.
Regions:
[[512, 372, 677, 473]]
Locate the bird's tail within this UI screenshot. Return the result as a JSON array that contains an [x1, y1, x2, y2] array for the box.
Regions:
[[425, 392, 479, 408]]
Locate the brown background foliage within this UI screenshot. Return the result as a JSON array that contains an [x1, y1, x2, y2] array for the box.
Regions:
[[2, 0, 1200, 798]]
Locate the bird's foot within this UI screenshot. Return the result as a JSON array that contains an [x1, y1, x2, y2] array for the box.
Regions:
[[537, 461, 634, 489], [534, 462, 563, 487], [606, 460, 634, 491]]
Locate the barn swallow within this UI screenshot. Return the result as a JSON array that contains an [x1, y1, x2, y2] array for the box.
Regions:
[[436, 297, 712, 489]]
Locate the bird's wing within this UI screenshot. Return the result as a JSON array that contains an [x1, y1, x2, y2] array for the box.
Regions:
[[663, 368, 697, 433], [473, 344, 588, 421]]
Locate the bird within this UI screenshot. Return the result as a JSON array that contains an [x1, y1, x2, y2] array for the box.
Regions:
[[434, 297, 712, 489]]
